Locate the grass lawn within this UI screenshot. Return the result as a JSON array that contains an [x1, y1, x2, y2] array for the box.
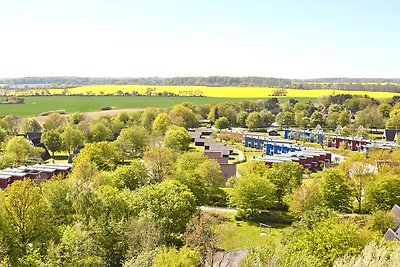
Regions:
[[214, 211, 285, 251], [0, 96, 316, 117]]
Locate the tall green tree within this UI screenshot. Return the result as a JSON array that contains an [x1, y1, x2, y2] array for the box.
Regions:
[[74, 142, 120, 170], [236, 111, 249, 127], [320, 169, 352, 212], [41, 130, 62, 157], [275, 111, 295, 128], [116, 126, 149, 159], [152, 113, 172, 134], [265, 162, 304, 206], [230, 174, 276, 215], [113, 160, 151, 190], [61, 126, 85, 154], [90, 122, 113, 142], [3, 180, 54, 256], [164, 127, 191, 151], [153, 246, 200, 267], [175, 152, 223, 205], [245, 112, 261, 131], [170, 105, 198, 129], [214, 117, 230, 129], [143, 147, 176, 182], [21, 119, 42, 133], [3, 136, 38, 165], [131, 180, 197, 240], [365, 175, 400, 211], [42, 113, 67, 131]]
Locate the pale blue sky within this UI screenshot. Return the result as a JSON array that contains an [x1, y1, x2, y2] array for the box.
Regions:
[[1, 0, 399, 78]]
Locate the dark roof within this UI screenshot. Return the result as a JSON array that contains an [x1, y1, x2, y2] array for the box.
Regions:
[[26, 132, 42, 141], [384, 129, 399, 142], [68, 154, 77, 164], [36, 143, 51, 161]]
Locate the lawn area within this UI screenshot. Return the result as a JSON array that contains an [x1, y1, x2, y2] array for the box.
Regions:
[[0, 96, 316, 117], [39, 85, 400, 99], [214, 211, 284, 251]]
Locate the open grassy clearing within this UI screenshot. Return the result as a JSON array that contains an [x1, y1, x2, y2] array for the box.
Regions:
[[0, 96, 317, 117], [214, 211, 284, 251], [20, 84, 400, 99]]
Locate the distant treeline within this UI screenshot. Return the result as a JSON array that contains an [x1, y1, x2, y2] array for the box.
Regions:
[[290, 82, 400, 93], [2, 76, 400, 92], [164, 76, 291, 87]]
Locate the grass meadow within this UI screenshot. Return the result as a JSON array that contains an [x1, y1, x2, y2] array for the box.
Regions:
[[0, 96, 316, 117], [3, 85, 399, 116], [40, 85, 400, 99]]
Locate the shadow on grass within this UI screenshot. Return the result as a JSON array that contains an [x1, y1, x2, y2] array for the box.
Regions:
[[236, 210, 295, 229]]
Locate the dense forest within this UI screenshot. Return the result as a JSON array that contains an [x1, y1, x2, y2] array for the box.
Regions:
[[2, 76, 400, 92]]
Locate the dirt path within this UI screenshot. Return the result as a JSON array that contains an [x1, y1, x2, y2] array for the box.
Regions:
[[200, 206, 238, 213]]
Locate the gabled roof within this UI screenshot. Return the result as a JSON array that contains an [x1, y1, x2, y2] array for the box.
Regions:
[[391, 204, 400, 227], [384, 228, 400, 242]]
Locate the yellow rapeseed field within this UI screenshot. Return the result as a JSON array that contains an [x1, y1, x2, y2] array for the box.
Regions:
[[45, 85, 399, 98]]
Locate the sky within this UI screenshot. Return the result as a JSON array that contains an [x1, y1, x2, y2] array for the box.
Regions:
[[1, 0, 400, 79]]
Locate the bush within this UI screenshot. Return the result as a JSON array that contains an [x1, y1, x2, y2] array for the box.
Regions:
[[208, 187, 228, 207], [101, 106, 112, 111]]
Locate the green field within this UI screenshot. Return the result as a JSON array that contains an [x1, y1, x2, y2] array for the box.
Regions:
[[0, 96, 317, 117]]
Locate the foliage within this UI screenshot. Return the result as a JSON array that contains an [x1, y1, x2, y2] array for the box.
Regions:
[[153, 246, 200, 267], [3, 136, 39, 165], [366, 210, 396, 234], [41, 129, 62, 156], [265, 162, 304, 206], [245, 112, 261, 131], [74, 142, 121, 170], [46, 224, 106, 267], [214, 117, 230, 129], [333, 242, 400, 267], [131, 180, 197, 240], [116, 126, 149, 159], [365, 175, 400, 211], [169, 104, 199, 129], [90, 122, 113, 142], [285, 179, 321, 214], [175, 152, 223, 205], [152, 113, 172, 133], [287, 218, 372, 266], [320, 169, 352, 212], [229, 174, 276, 214], [42, 112, 67, 131], [143, 146, 176, 182], [112, 161, 151, 190], [61, 125, 85, 154], [2, 180, 54, 259], [184, 213, 224, 267], [164, 126, 191, 151], [21, 119, 42, 133], [241, 237, 322, 267]]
